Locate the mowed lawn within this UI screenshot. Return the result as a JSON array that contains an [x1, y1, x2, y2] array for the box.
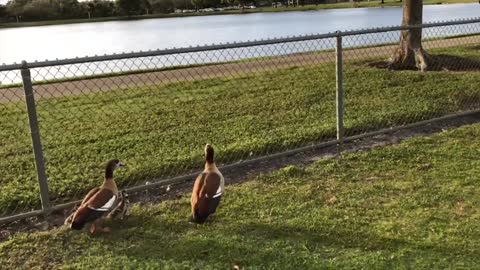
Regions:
[[1, 122, 479, 269], [0, 45, 479, 214]]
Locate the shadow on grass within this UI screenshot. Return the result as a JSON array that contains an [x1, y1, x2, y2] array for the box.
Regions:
[[99, 212, 479, 267], [429, 54, 480, 71], [226, 222, 479, 257], [368, 54, 480, 72]]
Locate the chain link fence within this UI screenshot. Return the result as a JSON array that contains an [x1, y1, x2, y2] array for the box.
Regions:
[[1, 17, 479, 224], [0, 69, 41, 220]]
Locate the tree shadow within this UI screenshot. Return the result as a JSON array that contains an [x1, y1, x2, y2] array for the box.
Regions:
[[102, 215, 480, 268], [224, 222, 479, 258], [368, 54, 480, 72], [428, 54, 480, 71]]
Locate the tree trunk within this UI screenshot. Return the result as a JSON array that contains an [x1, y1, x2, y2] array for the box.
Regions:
[[388, 0, 432, 71]]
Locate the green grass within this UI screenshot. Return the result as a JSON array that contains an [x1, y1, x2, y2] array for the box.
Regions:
[[0, 0, 476, 29], [1, 122, 479, 269], [0, 45, 479, 215]]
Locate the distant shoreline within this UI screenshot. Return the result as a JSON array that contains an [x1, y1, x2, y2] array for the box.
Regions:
[[0, 0, 476, 29]]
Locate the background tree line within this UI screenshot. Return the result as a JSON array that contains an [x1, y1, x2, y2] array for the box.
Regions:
[[0, 0, 343, 22], [0, 0, 177, 22]]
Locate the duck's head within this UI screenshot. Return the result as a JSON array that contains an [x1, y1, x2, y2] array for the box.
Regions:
[[105, 159, 126, 179], [205, 144, 215, 164], [106, 159, 126, 170]]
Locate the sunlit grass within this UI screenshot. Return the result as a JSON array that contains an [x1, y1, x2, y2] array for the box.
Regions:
[[0, 45, 478, 214]]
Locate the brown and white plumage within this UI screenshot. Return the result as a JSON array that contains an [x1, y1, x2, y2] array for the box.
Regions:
[[191, 144, 224, 223], [66, 159, 125, 234]]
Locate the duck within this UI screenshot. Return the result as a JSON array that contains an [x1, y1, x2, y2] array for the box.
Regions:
[[191, 144, 225, 224], [107, 190, 130, 221], [66, 159, 126, 234]]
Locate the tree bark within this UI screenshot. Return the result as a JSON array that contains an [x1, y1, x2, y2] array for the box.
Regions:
[[388, 0, 432, 71]]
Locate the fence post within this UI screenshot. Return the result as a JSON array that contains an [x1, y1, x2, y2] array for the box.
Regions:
[[21, 61, 51, 215], [335, 31, 345, 151]]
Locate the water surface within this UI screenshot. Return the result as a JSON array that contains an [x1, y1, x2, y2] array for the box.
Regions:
[[1, 3, 479, 64]]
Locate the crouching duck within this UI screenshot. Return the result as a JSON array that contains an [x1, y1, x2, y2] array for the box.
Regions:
[[66, 159, 125, 234], [191, 144, 225, 224], [107, 190, 130, 220]]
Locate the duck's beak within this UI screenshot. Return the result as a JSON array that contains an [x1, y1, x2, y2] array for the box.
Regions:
[[117, 162, 126, 167]]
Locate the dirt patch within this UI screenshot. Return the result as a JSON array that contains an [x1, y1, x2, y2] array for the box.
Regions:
[[1, 112, 480, 241]]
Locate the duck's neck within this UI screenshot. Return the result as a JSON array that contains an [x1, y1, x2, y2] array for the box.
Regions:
[[102, 177, 118, 193], [102, 168, 118, 193], [205, 147, 214, 164], [105, 167, 114, 179], [204, 161, 217, 171]]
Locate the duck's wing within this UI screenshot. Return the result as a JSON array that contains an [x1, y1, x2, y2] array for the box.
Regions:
[[70, 189, 116, 230], [191, 173, 206, 215], [197, 172, 221, 217], [80, 187, 100, 206], [85, 189, 117, 211]]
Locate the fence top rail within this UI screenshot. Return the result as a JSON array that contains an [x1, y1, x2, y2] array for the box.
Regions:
[[0, 17, 479, 72]]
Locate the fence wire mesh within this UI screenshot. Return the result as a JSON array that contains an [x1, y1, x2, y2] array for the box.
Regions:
[[0, 18, 479, 223], [0, 70, 41, 218], [22, 37, 338, 212]]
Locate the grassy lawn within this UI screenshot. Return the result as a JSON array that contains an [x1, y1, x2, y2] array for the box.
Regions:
[[1, 122, 479, 269], [0, 45, 479, 215], [0, 0, 476, 28]]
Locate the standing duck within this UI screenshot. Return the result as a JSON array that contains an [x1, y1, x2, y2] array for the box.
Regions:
[[67, 159, 125, 234], [191, 144, 225, 224]]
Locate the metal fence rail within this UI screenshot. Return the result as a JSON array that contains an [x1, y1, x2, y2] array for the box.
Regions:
[[1, 17, 479, 224]]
